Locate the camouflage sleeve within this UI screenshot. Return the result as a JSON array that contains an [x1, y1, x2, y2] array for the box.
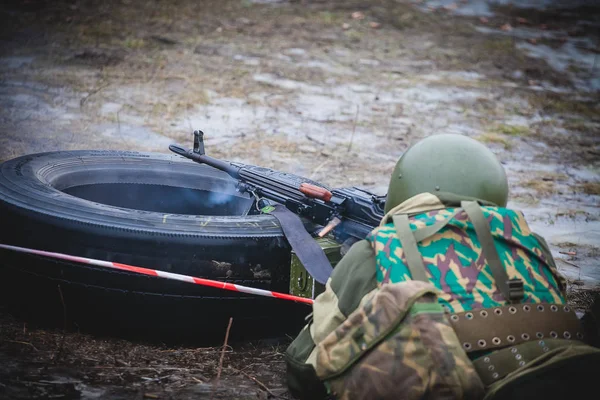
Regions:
[[285, 240, 378, 399], [309, 240, 378, 341], [328, 240, 379, 316]]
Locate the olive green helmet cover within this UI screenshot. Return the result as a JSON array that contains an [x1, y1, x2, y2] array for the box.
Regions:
[[385, 134, 509, 213]]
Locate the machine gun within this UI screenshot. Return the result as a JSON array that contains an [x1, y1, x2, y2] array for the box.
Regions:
[[169, 130, 386, 244]]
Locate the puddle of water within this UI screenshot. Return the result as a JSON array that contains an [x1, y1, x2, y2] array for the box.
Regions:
[[418, 1, 600, 93], [77, 384, 108, 399], [42, 376, 83, 384], [474, 25, 565, 40], [418, 0, 599, 16], [475, 24, 598, 92], [295, 93, 356, 122], [250, 0, 287, 4], [420, 71, 485, 82], [0, 56, 35, 69], [283, 48, 306, 57], [513, 201, 600, 287], [100, 102, 123, 115], [253, 73, 324, 92], [359, 58, 381, 67], [505, 157, 600, 288], [234, 54, 261, 66], [417, 0, 495, 16], [517, 41, 600, 91], [393, 85, 481, 105], [176, 72, 491, 158], [174, 97, 279, 138], [299, 60, 358, 75], [174, 71, 499, 168], [0, 90, 60, 121], [99, 123, 174, 149]]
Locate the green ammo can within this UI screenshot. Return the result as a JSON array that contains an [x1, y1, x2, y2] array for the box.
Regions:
[[289, 237, 342, 299]]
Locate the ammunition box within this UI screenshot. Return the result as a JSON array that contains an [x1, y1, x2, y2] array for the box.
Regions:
[[289, 237, 342, 299]]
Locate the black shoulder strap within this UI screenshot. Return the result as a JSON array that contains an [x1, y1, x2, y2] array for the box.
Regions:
[[267, 205, 333, 285]]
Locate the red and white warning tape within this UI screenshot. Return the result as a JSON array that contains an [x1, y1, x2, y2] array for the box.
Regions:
[[0, 243, 314, 305]]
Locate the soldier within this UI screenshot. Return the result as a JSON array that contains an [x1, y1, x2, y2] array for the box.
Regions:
[[285, 134, 600, 400]]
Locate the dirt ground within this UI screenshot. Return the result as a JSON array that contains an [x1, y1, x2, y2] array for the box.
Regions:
[[1, 0, 599, 398]]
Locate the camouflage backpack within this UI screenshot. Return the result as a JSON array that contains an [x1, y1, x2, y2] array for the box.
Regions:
[[313, 201, 600, 400], [314, 278, 485, 400]]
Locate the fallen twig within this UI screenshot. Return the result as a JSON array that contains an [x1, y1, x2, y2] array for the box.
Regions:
[[141, 374, 172, 383], [80, 82, 110, 108], [557, 258, 581, 268], [52, 284, 67, 364], [211, 317, 233, 400], [159, 346, 232, 353], [87, 366, 203, 371], [347, 104, 360, 153], [306, 134, 325, 146], [233, 367, 285, 399], [3, 340, 39, 351], [309, 160, 330, 179], [559, 251, 577, 256], [115, 358, 130, 367]]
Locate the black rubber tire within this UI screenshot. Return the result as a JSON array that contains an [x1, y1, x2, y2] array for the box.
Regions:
[[0, 150, 309, 344]]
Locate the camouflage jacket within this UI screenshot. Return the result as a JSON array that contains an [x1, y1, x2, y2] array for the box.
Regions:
[[284, 192, 567, 400]]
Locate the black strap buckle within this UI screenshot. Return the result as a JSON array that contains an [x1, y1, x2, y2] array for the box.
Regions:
[[507, 278, 524, 303]]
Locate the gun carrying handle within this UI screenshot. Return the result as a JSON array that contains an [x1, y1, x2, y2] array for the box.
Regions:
[[299, 183, 333, 202]]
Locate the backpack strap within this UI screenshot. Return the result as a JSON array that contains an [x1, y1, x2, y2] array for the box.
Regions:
[[392, 214, 429, 282], [461, 201, 524, 303]]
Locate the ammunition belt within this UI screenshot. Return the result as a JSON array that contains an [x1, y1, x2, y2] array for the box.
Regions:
[[447, 303, 586, 386], [447, 303, 584, 353], [471, 339, 584, 386]]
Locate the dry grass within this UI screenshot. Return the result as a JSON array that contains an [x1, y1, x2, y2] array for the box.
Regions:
[[510, 193, 540, 205], [0, 312, 292, 399], [567, 286, 600, 313], [476, 133, 512, 149], [520, 179, 558, 196], [529, 93, 600, 119], [580, 182, 600, 195], [563, 119, 596, 132], [493, 124, 531, 136]]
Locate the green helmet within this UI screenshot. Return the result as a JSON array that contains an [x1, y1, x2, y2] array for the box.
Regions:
[[385, 134, 509, 213]]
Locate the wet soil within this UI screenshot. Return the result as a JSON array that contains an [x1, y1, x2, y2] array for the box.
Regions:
[[0, 312, 291, 399], [0, 0, 599, 398]]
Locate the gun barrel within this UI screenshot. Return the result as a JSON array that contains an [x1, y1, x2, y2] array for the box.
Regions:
[[169, 144, 241, 180]]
